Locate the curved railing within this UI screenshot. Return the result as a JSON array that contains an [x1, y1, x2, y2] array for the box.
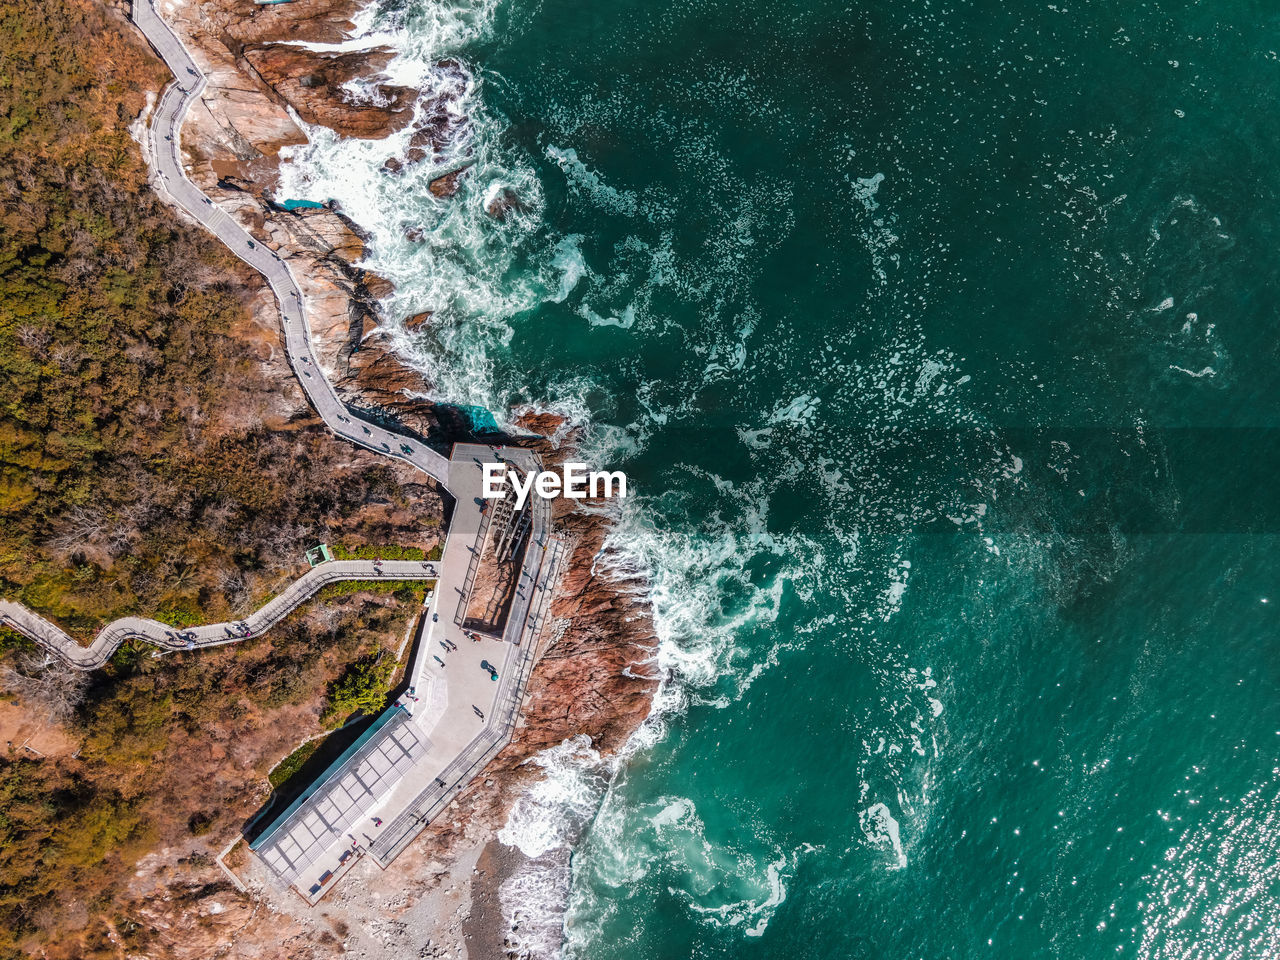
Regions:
[[0, 560, 438, 670]]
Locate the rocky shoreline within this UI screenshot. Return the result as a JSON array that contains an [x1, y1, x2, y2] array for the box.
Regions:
[[127, 0, 660, 955]]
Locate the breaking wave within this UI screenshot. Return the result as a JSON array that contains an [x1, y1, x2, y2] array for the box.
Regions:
[[497, 736, 607, 859], [276, 0, 563, 419], [274, 2, 1059, 957]]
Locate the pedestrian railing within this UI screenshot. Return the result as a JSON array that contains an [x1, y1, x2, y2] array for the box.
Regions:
[[370, 515, 553, 866], [0, 561, 438, 671]]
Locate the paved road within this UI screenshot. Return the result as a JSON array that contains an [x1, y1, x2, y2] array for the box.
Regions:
[[0, 561, 439, 671]]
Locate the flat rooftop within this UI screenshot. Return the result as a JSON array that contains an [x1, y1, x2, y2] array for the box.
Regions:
[[251, 707, 430, 893]]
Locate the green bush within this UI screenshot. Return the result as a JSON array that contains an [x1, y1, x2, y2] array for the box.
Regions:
[[315, 579, 431, 602], [332, 544, 428, 561], [152, 598, 203, 628], [320, 656, 394, 727], [187, 811, 215, 836]]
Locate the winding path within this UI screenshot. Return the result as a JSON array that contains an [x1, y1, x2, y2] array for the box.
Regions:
[[0, 561, 439, 671], [1, 2, 460, 669], [3, 0, 561, 898], [134, 0, 450, 484]]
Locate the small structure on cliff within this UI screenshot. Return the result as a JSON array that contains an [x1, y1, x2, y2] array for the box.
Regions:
[[461, 466, 533, 640]]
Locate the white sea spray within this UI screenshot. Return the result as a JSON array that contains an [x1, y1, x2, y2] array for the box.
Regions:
[[497, 736, 607, 859], [274, 3, 1031, 952], [860, 802, 908, 869], [276, 0, 558, 422]]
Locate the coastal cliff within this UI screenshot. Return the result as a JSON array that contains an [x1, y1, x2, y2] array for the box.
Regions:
[[115, 1, 659, 956], [151, 0, 452, 437]]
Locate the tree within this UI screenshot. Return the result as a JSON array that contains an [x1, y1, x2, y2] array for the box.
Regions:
[[321, 656, 393, 726]]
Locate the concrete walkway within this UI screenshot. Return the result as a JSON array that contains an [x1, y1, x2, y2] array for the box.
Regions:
[[0, 0, 563, 902], [132, 0, 450, 484], [0, 561, 439, 671]]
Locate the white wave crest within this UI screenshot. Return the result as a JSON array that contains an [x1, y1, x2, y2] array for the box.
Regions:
[[564, 791, 817, 953], [860, 801, 908, 869], [498, 735, 607, 859], [499, 850, 573, 960], [275, 0, 565, 421]]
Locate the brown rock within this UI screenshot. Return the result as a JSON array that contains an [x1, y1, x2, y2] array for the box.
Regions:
[[279, 206, 366, 262], [241, 44, 417, 139], [486, 188, 524, 221], [429, 165, 471, 198], [201, 0, 367, 46], [404, 311, 432, 332], [359, 271, 395, 301], [339, 348, 439, 436], [357, 310, 379, 343]]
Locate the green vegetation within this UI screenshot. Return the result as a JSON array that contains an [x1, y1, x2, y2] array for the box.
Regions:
[[0, 759, 154, 953], [0, 595, 413, 957], [0, 0, 423, 638], [315, 580, 430, 603], [107, 639, 161, 675], [332, 543, 427, 561], [151, 598, 204, 629], [0, 629, 36, 657], [0, 1, 440, 955], [267, 738, 322, 789], [320, 655, 395, 727]]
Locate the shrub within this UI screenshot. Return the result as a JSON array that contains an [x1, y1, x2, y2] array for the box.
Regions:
[[187, 811, 214, 836], [320, 656, 394, 727], [267, 739, 320, 789], [331, 544, 427, 561]]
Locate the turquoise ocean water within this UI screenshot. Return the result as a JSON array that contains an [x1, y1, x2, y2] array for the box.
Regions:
[[279, 0, 1280, 955]]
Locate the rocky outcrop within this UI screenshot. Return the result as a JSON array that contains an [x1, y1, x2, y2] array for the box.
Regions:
[[241, 44, 417, 139], [407, 59, 472, 162], [172, 0, 420, 144], [128, 2, 659, 954], [485, 187, 524, 221], [429, 165, 470, 198], [341, 346, 439, 436], [200, 0, 366, 46], [507, 411, 660, 753], [131, 880, 310, 960], [516, 519, 659, 754]]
